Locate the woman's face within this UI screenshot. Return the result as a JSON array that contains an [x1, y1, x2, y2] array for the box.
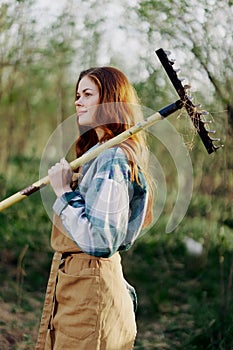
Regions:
[[75, 76, 100, 127]]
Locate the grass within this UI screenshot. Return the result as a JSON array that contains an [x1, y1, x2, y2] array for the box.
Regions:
[[122, 217, 233, 349]]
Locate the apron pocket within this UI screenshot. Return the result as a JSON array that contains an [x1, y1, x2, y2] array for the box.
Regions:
[[53, 267, 100, 340]]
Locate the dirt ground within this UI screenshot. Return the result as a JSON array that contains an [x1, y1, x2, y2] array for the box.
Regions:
[[0, 296, 41, 350]]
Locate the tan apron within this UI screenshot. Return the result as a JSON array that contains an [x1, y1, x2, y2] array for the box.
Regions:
[[36, 215, 137, 350]]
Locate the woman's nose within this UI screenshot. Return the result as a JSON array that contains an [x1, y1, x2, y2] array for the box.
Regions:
[[75, 98, 83, 106]]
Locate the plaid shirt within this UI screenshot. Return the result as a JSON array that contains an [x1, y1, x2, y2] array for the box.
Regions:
[[53, 146, 149, 257]]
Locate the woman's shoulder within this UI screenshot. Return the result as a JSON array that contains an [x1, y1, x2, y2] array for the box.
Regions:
[[96, 146, 127, 164], [93, 146, 131, 180]]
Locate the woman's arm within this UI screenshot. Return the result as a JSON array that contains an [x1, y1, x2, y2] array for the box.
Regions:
[[48, 158, 73, 197], [49, 155, 130, 257]]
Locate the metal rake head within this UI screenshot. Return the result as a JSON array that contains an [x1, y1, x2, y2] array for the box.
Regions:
[[156, 48, 223, 154]]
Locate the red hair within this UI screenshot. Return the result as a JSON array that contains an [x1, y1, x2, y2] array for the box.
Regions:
[[74, 67, 153, 227]]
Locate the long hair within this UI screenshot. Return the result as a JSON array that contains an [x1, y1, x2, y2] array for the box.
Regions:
[[74, 66, 153, 227]]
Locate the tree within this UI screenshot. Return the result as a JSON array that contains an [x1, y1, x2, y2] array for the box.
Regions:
[[135, 0, 233, 131], [0, 0, 40, 172], [0, 0, 78, 173]]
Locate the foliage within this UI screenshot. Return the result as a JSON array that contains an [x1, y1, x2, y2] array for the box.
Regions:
[[135, 0, 233, 129], [0, 155, 52, 293], [122, 209, 233, 349]]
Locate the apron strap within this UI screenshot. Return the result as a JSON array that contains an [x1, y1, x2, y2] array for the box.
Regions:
[[35, 251, 62, 350]]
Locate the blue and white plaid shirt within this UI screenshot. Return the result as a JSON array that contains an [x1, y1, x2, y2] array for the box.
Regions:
[[53, 146, 149, 258]]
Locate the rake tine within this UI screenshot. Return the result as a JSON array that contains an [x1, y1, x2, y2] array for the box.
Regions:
[[169, 58, 176, 65], [155, 48, 223, 154], [205, 129, 216, 134]]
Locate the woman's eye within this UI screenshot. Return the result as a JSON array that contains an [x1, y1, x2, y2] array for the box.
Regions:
[[76, 92, 92, 100]]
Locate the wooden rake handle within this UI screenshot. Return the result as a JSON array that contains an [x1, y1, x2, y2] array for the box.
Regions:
[[0, 101, 182, 212]]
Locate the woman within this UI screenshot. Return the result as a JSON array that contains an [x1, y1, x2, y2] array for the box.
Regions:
[[37, 67, 153, 350]]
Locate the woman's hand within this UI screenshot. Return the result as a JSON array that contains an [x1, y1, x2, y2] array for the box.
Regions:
[[48, 158, 73, 197]]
